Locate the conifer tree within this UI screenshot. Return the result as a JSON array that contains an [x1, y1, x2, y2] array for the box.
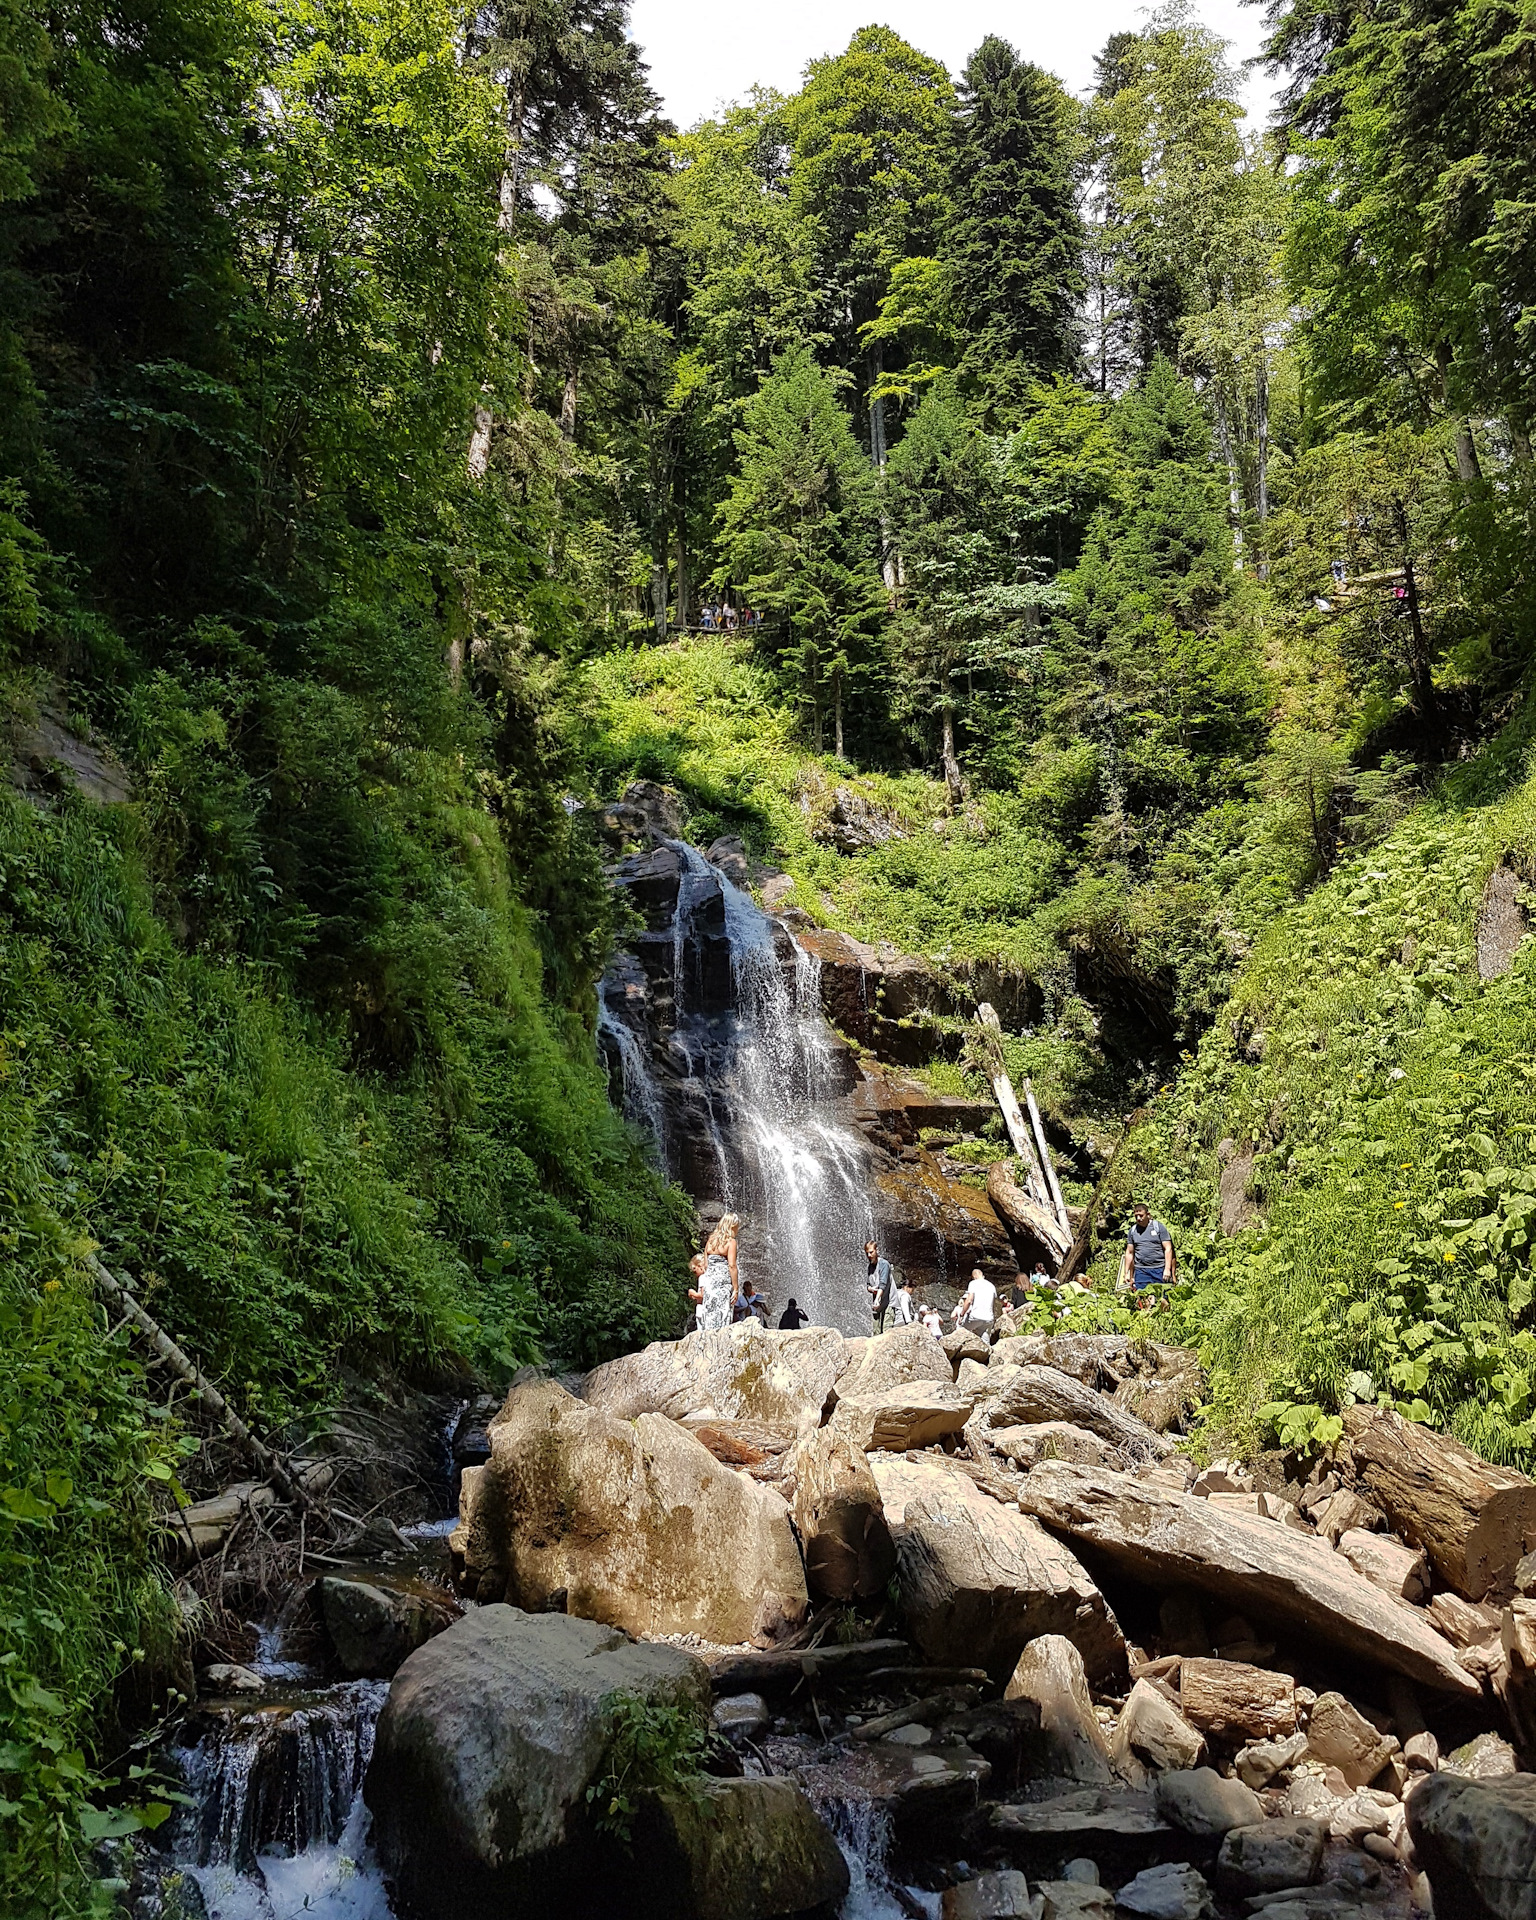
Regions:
[[946, 37, 1085, 423], [715, 349, 884, 755]]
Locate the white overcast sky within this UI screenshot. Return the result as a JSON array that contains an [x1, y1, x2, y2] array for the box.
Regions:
[[629, 0, 1279, 132]]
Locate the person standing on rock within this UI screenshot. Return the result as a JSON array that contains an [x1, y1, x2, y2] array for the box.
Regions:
[[865, 1240, 893, 1331], [778, 1297, 810, 1329], [889, 1278, 915, 1326], [1120, 1201, 1175, 1305], [952, 1267, 997, 1339], [698, 1214, 740, 1331]]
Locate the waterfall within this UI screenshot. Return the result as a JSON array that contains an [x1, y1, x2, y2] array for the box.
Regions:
[[598, 1000, 668, 1157], [698, 851, 875, 1331], [176, 1682, 386, 1871], [814, 1795, 941, 1920]]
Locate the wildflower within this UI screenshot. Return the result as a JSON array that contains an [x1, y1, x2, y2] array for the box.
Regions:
[[1394, 1201, 1407, 1210], [1445, 1253, 1455, 1263], [43, 1279, 61, 1292]]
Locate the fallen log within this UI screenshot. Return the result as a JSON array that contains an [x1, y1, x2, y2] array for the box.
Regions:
[[975, 1004, 1051, 1205], [978, 1364, 1173, 1461], [1023, 1076, 1069, 1233], [987, 1163, 1071, 1260], [1342, 1404, 1536, 1601], [1016, 1462, 1480, 1696], [89, 1253, 316, 1514], [850, 1685, 980, 1742], [707, 1638, 910, 1692]]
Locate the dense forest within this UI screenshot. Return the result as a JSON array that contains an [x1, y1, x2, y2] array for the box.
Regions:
[[1, 0, 1534, 1906]]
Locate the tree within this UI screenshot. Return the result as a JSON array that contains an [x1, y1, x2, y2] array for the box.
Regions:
[[786, 27, 954, 466], [1049, 359, 1266, 861], [945, 37, 1085, 423], [884, 382, 1041, 802], [714, 348, 885, 755]]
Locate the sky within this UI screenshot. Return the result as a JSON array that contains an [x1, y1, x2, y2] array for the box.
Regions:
[[628, 0, 1280, 132]]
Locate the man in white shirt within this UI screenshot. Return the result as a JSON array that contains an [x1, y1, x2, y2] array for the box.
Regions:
[[951, 1267, 997, 1339]]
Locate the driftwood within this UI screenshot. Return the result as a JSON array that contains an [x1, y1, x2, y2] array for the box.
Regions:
[[1016, 1462, 1480, 1696], [980, 1364, 1174, 1462], [707, 1637, 910, 1692], [987, 1162, 1072, 1260], [1056, 1109, 1146, 1286], [975, 1004, 1050, 1204], [89, 1254, 316, 1514], [1023, 1076, 1069, 1231], [1343, 1404, 1536, 1600], [850, 1685, 981, 1742]]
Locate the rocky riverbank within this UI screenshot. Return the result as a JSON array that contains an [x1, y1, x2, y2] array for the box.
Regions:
[[345, 1317, 1536, 1920]]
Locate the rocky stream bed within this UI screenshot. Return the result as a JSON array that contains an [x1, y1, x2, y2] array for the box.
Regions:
[[125, 1317, 1536, 1920]]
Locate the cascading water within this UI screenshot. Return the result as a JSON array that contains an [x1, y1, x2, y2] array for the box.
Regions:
[[598, 1000, 668, 1158], [171, 1681, 393, 1918], [635, 841, 875, 1331], [813, 1794, 941, 1920]]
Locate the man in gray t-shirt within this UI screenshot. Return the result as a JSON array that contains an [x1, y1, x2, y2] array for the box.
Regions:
[[1120, 1202, 1174, 1296]]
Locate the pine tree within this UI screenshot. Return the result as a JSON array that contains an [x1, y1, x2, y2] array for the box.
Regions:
[[946, 37, 1085, 423], [715, 349, 885, 755]]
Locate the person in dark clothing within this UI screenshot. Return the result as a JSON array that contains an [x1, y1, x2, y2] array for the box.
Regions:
[[865, 1240, 893, 1331], [778, 1298, 810, 1330], [1120, 1202, 1174, 1305]]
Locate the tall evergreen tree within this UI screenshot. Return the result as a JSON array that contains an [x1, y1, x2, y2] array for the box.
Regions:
[[715, 348, 885, 754], [945, 37, 1085, 424]]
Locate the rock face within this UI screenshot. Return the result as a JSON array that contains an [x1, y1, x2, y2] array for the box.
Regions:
[[786, 1424, 895, 1602], [458, 1381, 807, 1642], [1408, 1769, 1536, 1920], [1017, 1462, 1480, 1695], [872, 1454, 1125, 1686], [582, 1322, 847, 1432], [365, 1608, 711, 1916]]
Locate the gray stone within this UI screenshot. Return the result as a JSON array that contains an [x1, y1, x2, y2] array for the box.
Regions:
[[1304, 1691, 1399, 1788], [581, 1321, 848, 1430], [199, 1663, 265, 1695], [365, 1607, 711, 1917], [1443, 1732, 1518, 1780], [1235, 1733, 1308, 1790], [1038, 1886, 1114, 1920], [990, 1423, 1120, 1472], [1154, 1769, 1264, 1839], [942, 1869, 1035, 1919], [1408, 1769, 1536, 1920], [1111, 1682, 1205, 1779], [832, 1380, 975, 1451], [1215, 1820, 1326, 1896], [1005, 1634, 1116, 1784], [872, 1454, 1125, 1686], [711, 1693, 768, 1741], [836, 1321, 955, 1401], [635, 1775, 850, 1920], [1115, 1862, 1214, 1919], [315, 1576, 447, 1679]]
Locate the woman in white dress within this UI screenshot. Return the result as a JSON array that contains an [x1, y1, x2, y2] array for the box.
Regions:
[[696, 1213, 740, 1331]]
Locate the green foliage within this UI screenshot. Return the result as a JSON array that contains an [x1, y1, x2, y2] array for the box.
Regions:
[[586, 1689, 709, 1845], [946, 37, 1085, 420]]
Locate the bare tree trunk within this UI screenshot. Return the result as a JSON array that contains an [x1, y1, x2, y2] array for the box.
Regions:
[[674, 531, 691, 630], [1212, 385, 1245, 569], [652, 563, 668, 642], [940, 695, 964, 811], [88, 1256, 317, 1514], [1435, 341, 1483, 482], [834, 670, 845, 761], [559, 364, 578, 440]]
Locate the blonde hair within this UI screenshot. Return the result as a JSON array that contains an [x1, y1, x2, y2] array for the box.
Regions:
[[704, 1213, 740, 1255]]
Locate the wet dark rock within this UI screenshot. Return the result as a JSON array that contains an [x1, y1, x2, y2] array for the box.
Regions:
[[10, 703, 133, 807], [314, 1575, 452, 1679]]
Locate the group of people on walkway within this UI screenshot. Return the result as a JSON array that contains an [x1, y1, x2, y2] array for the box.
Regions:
[[697, 604, 760, 632], [686, 1202, 1177, 1337]]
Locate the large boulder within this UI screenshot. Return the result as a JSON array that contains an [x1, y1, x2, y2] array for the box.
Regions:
[[365, 1607, 711, 1917], [1409, 1770, 1536, 1920], [458, 1381, 808, 1643], [834, 1321, 957, 1401], [581, 1322, 848, 1431], [832, 1381, 974, 1451], [634, 1776, 849, 1920], [1003, 1634, 1114, 1784], [786, 1425, 895, 1603], [871, 1454, 1125, 1686], [314, 1575, 453, 1679]]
